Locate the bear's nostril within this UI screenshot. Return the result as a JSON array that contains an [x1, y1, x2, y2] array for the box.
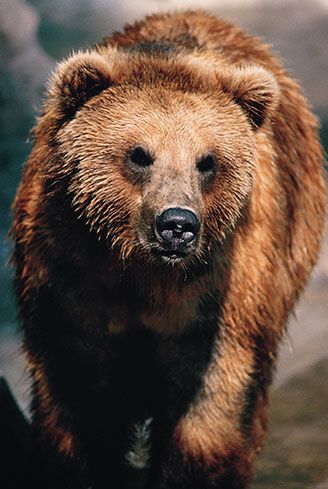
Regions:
[[156, 208, 200, 250]]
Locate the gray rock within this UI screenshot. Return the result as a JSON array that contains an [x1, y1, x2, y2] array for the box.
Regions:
[[0, 0, 54, 109]]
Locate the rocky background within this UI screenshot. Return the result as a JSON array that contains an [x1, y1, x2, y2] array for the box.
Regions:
[[0, 0, 327, 487]]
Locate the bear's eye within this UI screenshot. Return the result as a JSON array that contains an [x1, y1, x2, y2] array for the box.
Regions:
[[128, 146, 154, 168], [197, 154, 217, 175]]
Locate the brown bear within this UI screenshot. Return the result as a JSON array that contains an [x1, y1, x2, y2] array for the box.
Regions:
[[11, 10, 326, 489]]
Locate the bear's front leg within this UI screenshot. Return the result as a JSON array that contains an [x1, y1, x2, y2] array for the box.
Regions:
[[155, 415, 253, 489], [153, 325, 273, 489], [30, 367, 127, 489], [30, 402, 88, 488]]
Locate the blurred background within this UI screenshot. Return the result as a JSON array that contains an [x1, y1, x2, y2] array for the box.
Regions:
[[0, 0, 327, 487]]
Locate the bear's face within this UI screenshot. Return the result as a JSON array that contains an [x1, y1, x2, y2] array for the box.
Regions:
[[50, 50, 279, 268]]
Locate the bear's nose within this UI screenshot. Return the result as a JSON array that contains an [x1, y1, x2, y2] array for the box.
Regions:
[[155, 208, 200, 250]]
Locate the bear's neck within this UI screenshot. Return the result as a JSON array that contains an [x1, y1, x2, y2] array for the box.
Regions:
[[96, 247, 226, 335]]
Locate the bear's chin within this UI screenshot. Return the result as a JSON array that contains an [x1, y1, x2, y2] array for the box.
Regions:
[[159, 253, 188, 266]]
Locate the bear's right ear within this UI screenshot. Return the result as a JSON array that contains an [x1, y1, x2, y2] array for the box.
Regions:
[[49, 52, 113, 121], [221, 65, 280, 130]]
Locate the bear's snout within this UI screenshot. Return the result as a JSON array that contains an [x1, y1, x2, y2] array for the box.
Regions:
[[155, 207, 200, 257]]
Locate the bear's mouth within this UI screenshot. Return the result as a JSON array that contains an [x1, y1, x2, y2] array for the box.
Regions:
[[157, 248, 189, 264], [149, 240, 198, 265]]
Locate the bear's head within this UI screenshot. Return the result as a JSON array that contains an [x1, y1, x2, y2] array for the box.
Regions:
[[45, 47, 279, 270]]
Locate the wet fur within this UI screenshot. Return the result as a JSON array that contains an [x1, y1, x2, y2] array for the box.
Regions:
[[11, 10, 326, 489]]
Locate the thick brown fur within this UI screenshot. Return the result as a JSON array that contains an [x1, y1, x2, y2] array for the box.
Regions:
[[11, 10, 326, 489]]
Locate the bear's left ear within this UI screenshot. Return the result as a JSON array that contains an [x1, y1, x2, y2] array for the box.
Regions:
[[223, 65, 280, 130], [49, 52, 114, 122]]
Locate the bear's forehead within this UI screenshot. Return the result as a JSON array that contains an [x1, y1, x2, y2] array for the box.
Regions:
[[59, 89, 254, 165], [78, 92, 242, 139], [82, 85, 244, 134]]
